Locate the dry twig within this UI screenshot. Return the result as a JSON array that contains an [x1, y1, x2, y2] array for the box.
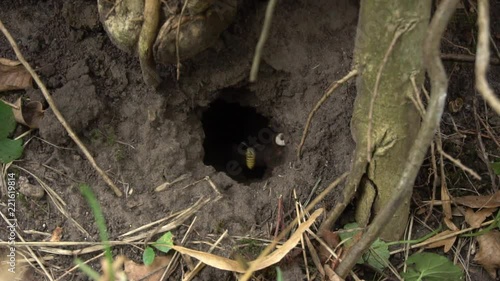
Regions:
[[475, 0, 500, 115], [297, 69, 358, 158], [441, 53, 500, 65], [239, 173, 348, 281], [249, 0, 278, 82], [0, 20, 123, 197], [0, 211, 55, 281], [473, 96, 497, 190], [138, 0, 162, 87], [176, 0, 190, 80]]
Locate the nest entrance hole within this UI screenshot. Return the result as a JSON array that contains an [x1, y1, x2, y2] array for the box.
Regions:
[[201, 97, 271, 183]]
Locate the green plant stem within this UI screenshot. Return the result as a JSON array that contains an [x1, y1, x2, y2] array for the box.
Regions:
[[386, 226, 442, 246], [79, 184, 114, 281]]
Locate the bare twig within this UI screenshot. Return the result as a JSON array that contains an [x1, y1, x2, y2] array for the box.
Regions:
[[249, 0, 278, 82], [426, 142, 438, 222], [437, 146, 481, 180], [473, 95, 497, 190], [390, 218, 495, 254], [55, 253, 104, 281], [297, 69, 358, 158], [441, 53, 500, 65], [105, 0, 124, 19], [138, 0, 162, 87], [408, 76, 426, 117], [13, 165, 90, 236], [442, 37, 475, 55], [477, 115, 500, 149], [176, 0, 190, 80], [0, 211, 55, 281], [335, 0, 459, 277], [293, 189, 310, 281], [475, 0, 500, 115], [0, 99, 19, 109], [0, 20, 123, 197], [410, 76, 481, 180]]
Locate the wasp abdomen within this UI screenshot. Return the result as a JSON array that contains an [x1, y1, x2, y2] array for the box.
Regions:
[[245, 147, 256, 170]]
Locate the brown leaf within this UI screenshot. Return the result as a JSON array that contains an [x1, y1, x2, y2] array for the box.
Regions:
[[424, 230, 457, 253], [124, 255, 172, 281], [49, 226, 63, 242], [318, 229, 340, 264], [0, 58, 32, 92], [172, 208, 323, 273], [12, 97, 45, 129], [444, 217, 459, 231], [464, 208, 497, 228], [475, 230, 500, 279], [441, 184, 453, 219], [454, 191, 500, 208]]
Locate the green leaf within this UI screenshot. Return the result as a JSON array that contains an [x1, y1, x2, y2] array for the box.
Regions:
[[143, 246, 156, 266], [0, 138, 23, 163], [0, 101, 16, 139], [338, 222, 360, 245], [79, 184, 114, 281], [401, 252, 464, 281], [491, 162, 500, 175], [0, 101, 23, 164], [153, 232, 173, 253], [364, 239, 390, 271], [339, 223, 390, 270]]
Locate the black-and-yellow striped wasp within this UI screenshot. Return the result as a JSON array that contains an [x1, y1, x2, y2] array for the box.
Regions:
[[238, 142, 257, 170]]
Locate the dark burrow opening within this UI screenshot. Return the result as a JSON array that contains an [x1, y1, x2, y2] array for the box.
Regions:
[[202, 98, 281, 183]]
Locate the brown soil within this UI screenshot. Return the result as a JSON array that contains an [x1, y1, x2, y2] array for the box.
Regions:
[[1, 0, 499, 280], [0, 0, 357, 280]]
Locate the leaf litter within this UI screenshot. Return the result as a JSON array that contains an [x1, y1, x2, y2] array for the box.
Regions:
[[474, 230, 500, 279], [0, 57, 32, 91]]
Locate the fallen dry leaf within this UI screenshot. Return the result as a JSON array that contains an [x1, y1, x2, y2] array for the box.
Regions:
[[475, 230, 500, 279], [12, 97, 45, 129], [49, 226, 63, 242], [124, 255, 171, 281], [464, 208, 497, 228], [454, 191, 500, 208], [318, 229, 340, 264], [441, 184, 453, 220], [444, 217, 459, 231], [0, 58, 32, 92], [172, 208, 323, 273], [424, 230, 457, 253]]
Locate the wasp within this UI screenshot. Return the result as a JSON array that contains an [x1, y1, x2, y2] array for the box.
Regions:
[[245, 146, 256, 170], [237, 142, 257, 170]]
